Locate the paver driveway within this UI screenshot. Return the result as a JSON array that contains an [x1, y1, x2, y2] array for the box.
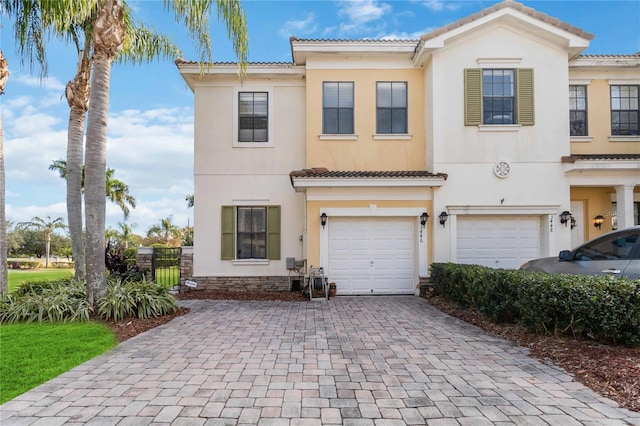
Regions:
[[2, 296, 639, 425]]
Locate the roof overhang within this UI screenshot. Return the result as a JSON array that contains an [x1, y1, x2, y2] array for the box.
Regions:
[[290, 38, 418, 65], [175, 60, 305, 91], [290, 169, 448, 192], [413, 5, 592, 65], [562, 155, 640, 173]]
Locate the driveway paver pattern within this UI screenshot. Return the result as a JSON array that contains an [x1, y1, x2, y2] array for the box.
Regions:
[[2, 296, 639, 425]]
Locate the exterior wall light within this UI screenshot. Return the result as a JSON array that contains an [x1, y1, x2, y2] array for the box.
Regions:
[[420, 212, 429, 228], [593, 215, 605, 229], [559, 210, 572, 227], [570, 216, 576, 230], [320, 212, 328, 229], [438, 211, 448, 227]]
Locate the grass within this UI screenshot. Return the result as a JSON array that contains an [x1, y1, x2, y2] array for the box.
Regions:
[[154, 266, 180, 286], [0, 322, 117, 403], [8, 269, 73, 293]]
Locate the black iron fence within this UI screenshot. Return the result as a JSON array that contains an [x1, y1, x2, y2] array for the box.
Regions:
[[152, 247, 181, 287]]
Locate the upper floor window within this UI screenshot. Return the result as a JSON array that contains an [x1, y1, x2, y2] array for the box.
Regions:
[[569, 85, 588, 136], [611, 85, 639, 135], [483, 70, 515, 124], [323, 82, 354, 134], [376, 82, 407, 134], [464, 68, 534, 127], [239, 92, 268, 142]]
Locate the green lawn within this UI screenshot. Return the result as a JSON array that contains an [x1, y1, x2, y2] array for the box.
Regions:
[[0, 322, 117, 403], [154, 266, 180, 286], [8, 269, 73, 293]]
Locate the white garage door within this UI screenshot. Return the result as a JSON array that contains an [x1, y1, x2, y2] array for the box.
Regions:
[[457, 216, 541, 269], [328, 218, 415, 295]]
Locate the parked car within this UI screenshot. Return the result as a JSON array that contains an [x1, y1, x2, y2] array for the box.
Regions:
[[520, 226, 640, 279]]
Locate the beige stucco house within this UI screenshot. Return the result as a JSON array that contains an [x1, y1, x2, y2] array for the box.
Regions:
[[176, 0, 640, 295]]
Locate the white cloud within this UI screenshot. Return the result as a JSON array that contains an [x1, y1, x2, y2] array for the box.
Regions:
[[337, 0, 392, 34], [12, 73, 66, 93], [421, 0, 462, 12], [378, 27, 435, 40], [279, 13, 318, 38]]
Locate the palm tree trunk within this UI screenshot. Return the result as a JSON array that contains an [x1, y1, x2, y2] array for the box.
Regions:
[[0, 49, 9, 294], [85, 0, 125, 304], [66, 49, 91, 281], [44, 233, 51, 268]]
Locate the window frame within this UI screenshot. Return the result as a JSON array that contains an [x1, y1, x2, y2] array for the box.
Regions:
[[376, 81, 408, 134], [322, 81, 355, 135], [232, 87, 274, 148], [236, 206, 267, 259], [569, 85, 588, 136], [238, 92, 269, 143], [610, 84, 639, 136], [482, 69, 516, 125], [221, 205, 281, 261]]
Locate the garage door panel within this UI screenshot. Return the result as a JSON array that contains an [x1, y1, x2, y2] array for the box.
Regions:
[[457, 216, 541, 269], [328, 217, 416, 295]]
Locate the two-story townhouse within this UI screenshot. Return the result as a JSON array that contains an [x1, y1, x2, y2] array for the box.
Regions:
[[176, 0, 639, 295]]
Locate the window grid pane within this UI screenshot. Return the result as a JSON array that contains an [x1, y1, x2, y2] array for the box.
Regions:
[[482, 70, 515, 124], [569, 85, 588, 136], [238, 92, 268, 142], [323, 82, 354, 134], [236, 207, 267, 259], [376, 82, 407, 134], [611, 85, 640, 135]]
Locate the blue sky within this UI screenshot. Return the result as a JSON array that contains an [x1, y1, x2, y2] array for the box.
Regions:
[[2, 0, 639, 236]]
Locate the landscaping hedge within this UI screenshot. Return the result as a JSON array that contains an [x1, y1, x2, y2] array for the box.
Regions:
[[429, 263, 640, 347]]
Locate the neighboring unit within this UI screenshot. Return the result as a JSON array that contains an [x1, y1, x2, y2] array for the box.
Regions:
[[176, 0, 640, 295]]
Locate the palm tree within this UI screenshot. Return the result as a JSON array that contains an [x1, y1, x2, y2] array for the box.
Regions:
[[0, 49, 8, 294], [49, 160, 137, 219], [83, 0, 248, 302], [147, 216, 181, 246], [106, 221, 137, 250], [17, 216, 67, 268]]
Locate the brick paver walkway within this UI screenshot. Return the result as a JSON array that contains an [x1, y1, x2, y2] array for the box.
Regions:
[[2, 296, 639, 425]]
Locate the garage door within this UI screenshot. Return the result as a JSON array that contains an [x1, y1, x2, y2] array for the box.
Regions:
[[457, 216, 541, 269], [328, 218, 415, 295]]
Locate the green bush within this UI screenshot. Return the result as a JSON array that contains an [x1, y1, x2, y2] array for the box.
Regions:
[[0, 279, 91, 323], [430, 263, 640, 347], [97, 278, 177, 321], [1, 276, 178, 324], [7, 261, 41, 269]]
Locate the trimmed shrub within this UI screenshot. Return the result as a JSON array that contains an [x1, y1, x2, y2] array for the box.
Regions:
[[97, 278, 177, 321], [6, 261, 41, 269], [430, 263, 640, 347]]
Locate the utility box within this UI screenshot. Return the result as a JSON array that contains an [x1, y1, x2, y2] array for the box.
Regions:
[[286, 257, 296, 269]]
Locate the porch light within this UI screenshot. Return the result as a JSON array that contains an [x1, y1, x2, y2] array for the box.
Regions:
[[320, 212, 328, 229], [438, 211, 448, 227], [559, 210, 572, 227], [420, 212, 429, 228], [570, 216, 576, 230], [593, 215, 605, 230]]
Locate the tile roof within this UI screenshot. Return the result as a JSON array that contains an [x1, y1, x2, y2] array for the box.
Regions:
[[290, 168, 448, 180], [419, 0, 594, 44], [561, 154, 640, 163], [578, 53, 640, 58], [289, 37, 418, 44], [175, 59, 293, 67]]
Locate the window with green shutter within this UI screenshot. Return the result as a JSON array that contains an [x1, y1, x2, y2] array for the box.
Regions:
[[221, 205, 281, 260], [464, 68, 534, 126]]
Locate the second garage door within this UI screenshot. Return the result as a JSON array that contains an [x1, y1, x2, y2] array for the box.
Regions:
[[328, 217, 416, 295], [456, 216, 542, 269]]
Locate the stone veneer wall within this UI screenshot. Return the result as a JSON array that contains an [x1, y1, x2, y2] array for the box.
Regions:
[[137, 247, 290, 292]]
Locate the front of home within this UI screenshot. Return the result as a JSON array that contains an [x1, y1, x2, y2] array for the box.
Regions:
[[176, 0, 640, 295]]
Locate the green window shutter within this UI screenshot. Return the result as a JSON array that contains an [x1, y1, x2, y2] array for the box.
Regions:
[[221, 206, 235, 260], [517, 68, 535, 126], [464, 68, 482, 126], [266, 206, 281, 260]]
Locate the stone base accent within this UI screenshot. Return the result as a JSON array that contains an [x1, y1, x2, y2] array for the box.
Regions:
[[180, 276, 291, 293]]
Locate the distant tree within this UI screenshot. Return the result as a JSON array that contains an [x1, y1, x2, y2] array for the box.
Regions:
[[17, 216, 67, 268], [182, 225, 194, 246], [106, 221, 138, 250], [185, 194, 194, 208], [49, 160, 137, 219], [147, 216, 181, 246], [6, 221, 24, 256]]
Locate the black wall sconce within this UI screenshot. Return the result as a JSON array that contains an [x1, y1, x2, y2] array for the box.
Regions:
[[438, 211, 448, 227], [320, 212, 328, 229], [420, 212, 429, 228], [593, 215, 604, 230], [570, 216, 576, 230], [559, 210, 572, 227]]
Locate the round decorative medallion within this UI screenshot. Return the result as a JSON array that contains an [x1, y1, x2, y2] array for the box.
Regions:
[[494, 161, 511, 178]]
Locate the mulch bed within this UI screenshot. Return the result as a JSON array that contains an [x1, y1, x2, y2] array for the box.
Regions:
[[105, 291, 639, 413]]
